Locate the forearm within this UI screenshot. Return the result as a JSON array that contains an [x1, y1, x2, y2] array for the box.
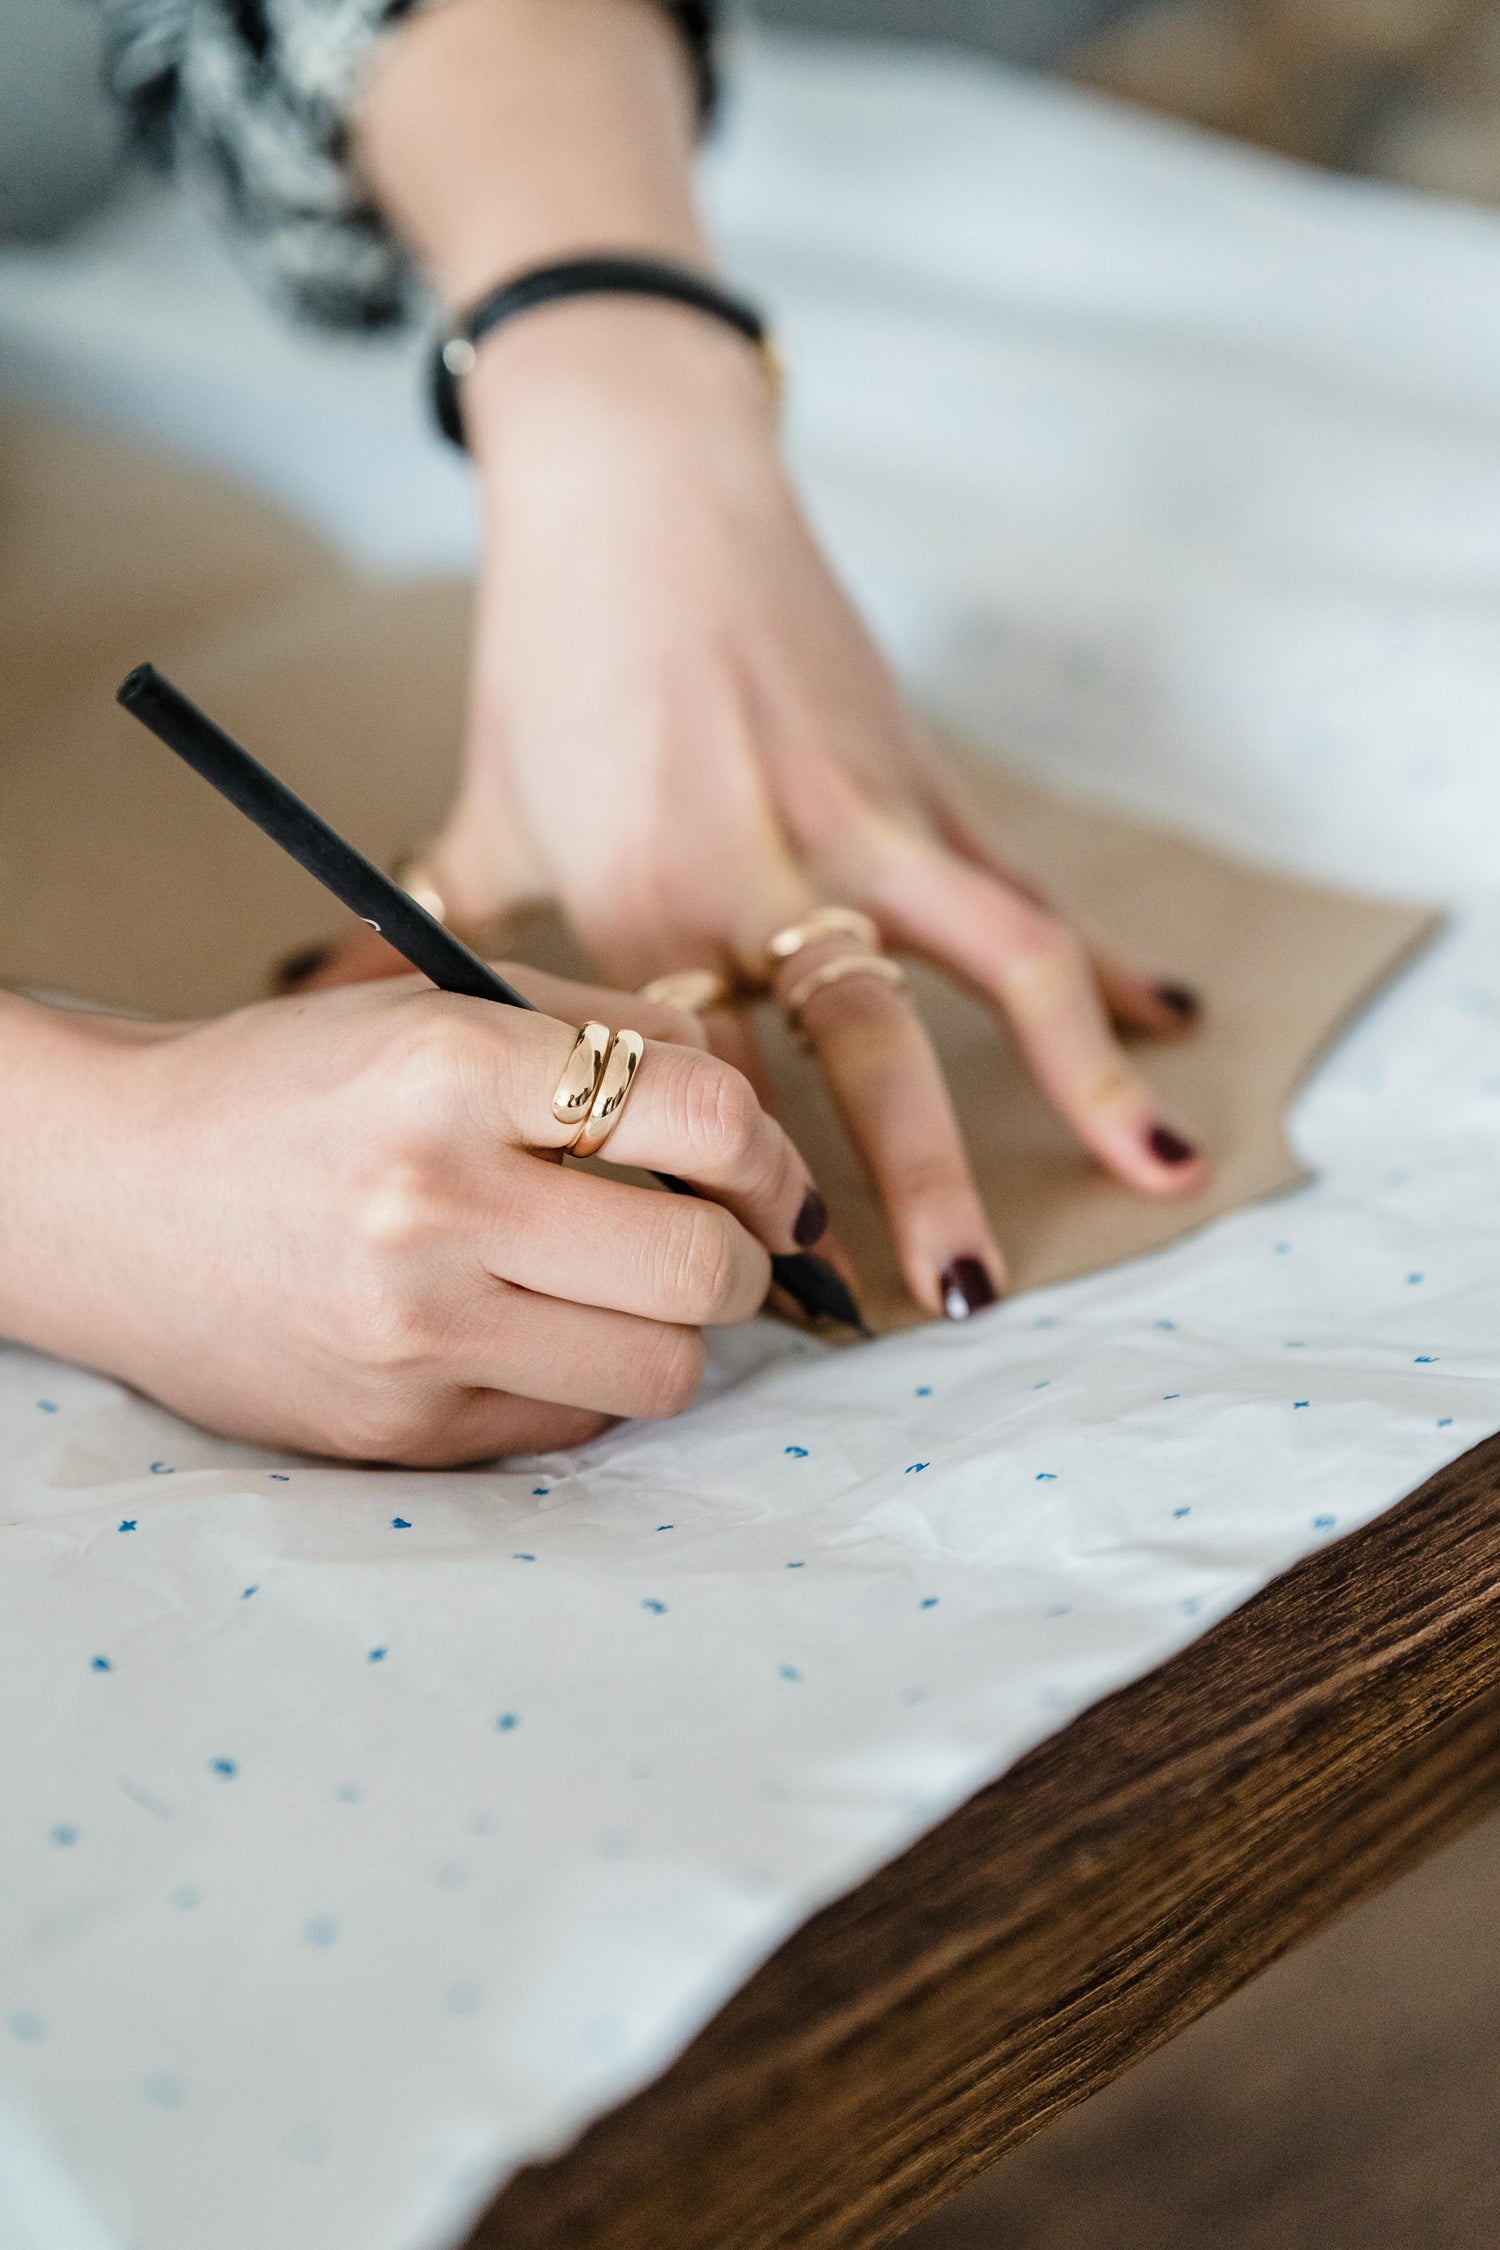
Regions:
[[356, 0, 707, 307]]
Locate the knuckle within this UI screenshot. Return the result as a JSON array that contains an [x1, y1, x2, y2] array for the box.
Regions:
[[690, 1056, 762, 1169], [323, 1376, 437, 1464], [631, 1324, 706, 1419], [665, 1204, 742, 1321], [1002, 913, 1089, 1014], [350, 1152, 449, 1257]]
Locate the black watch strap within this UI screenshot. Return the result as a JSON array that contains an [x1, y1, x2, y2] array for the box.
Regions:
[[430, 253, 774, 449]]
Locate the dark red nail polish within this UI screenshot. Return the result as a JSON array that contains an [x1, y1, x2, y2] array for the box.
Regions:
[[940, 1256, 999, 1321], [1155, 981, 1200, 1021], [1149, 1124, 1198, 1166], [794, 1188, 829, 1248]]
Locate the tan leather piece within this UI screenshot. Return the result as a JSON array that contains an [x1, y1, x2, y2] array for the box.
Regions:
[[0, 412, 1437, 1329]]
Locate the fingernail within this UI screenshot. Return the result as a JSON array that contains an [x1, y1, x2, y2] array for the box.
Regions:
[[940, 1256, 999, 1321], [1155, 981, 1200, 1021], [1148, 1124, 1198, 1166], [794, 1187, 829, 1248], [273, 944, 330, 992]]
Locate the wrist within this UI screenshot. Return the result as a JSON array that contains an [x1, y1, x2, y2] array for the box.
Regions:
[[464, 290, 781, 478], [0, 997, 159, 1362]]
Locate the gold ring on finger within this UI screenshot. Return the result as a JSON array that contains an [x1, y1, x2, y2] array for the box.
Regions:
[[551, 1021, 612, 1129], [763, 907, 881, 976], [780, 954, 910, 1048], [569, 1029, 646, 1157], [636, 967, 735, 1014]]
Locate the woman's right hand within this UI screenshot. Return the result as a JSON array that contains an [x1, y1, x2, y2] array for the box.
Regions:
[[0, 971, 821, 1465]]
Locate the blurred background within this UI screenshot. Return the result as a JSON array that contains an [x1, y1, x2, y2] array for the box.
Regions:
[[14, 0, 1500, 243], [5, 4, 1500, 2248]]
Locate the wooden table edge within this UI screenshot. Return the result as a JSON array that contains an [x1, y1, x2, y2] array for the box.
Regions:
[[469, 1433, 1500, 2250]]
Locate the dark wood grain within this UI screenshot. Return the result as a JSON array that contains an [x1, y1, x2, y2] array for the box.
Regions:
[[466, 1436, 1500, 2250]]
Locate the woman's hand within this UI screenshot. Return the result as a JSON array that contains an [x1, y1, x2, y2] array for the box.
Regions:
[[419, 303, 1207, 1316], [0, 973, 821, 1465], [353, 0, 1208, 1322]]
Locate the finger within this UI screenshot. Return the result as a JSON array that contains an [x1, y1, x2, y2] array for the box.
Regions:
[[777, 940, 1006, 1318], [469, 1009, 824, 1255], [486, 1159, 772, 1327], [454, 1278, 708, 1422], [494, 963, 710, 1052], [863, 834, 1208, 1195], [916, 751, 1203, 1039]]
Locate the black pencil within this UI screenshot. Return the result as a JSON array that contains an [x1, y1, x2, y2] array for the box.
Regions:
[[116, 664, 866, 1336]]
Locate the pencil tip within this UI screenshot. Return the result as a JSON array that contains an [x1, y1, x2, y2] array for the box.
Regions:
[[769, 1250, 868, 1335]]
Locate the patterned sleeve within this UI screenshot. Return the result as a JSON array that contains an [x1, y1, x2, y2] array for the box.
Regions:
[[99, 1, 719, 331]]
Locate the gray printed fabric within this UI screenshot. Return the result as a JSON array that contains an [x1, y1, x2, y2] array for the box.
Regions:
[[98, 0, 717, 328]]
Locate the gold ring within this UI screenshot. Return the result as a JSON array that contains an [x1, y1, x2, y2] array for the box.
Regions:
[[637, 968, 735, 1014], [764, 907, 881, 975], [781, 954, 910, 1047], [569, 1029, 645, 1157], [552, 1021, 612, 1128]]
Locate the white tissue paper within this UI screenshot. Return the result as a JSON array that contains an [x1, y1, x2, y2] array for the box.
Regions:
[[5, 35, 1500, 2250]]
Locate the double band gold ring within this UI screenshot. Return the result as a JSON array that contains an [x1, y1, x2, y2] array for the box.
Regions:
[[551, 1022, 646, 1157]]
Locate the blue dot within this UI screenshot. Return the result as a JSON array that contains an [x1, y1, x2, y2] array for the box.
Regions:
[[915, 1385, 932, 1397], [210, 1758, 237, 1779], [303, 1916, 338, 1949], [496, 1713, 520, 1732], [1033, 1316, 1057, 1329], [1274, 1241, 1291, 1255], [1181, 1595, 1202, 1617], [1286, 1340, 1305, 1349], [90, 1655, 112, 1673], [241, 1585, 258, 1600], [391, 1517, 411, 1530], [171, 1885, 201, 1910], [784, 1445, 809, 1458], [1293, 1400, 1310, 1409], [1036, 1471, 1058, 1481], [367, 1647, 387, 1664], [1033, 1379, 1051, 1389], [512, 1552, 535, 1563], [901, 1685, 928, 1704], [118, 1519, 137, 1534], [1415, 1355, 1438, 1364], [779, 1664, 803, 1682], [1155, 1318, 1177, 1332], [1045, 1604, 1070, 1618], [920, 1596, 939, 1609], [37, 1400, 57, 1414], [149, 1462, 174, 1476], [1313, 1514, 1336, 1530], [642, 1598, 668, 1614], [1438, 1417, 1454, 1428], [1173, 1505, 1191, 1518], [50, 1824, 78, 1847], [1163, 1393, 1181, 1401], [1407, 1273, 1424, 1285], [905, 1461, 929, 1475], [8, 2011, 44, 2043], [269, 1472, 290, 1482], [143, 2073, 186, 2109], [532, 1487, 549, 1496], [335, 1784, 363, 1802], [446, 1980, 482, 2017], [786, 1560, 805, 1569]]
